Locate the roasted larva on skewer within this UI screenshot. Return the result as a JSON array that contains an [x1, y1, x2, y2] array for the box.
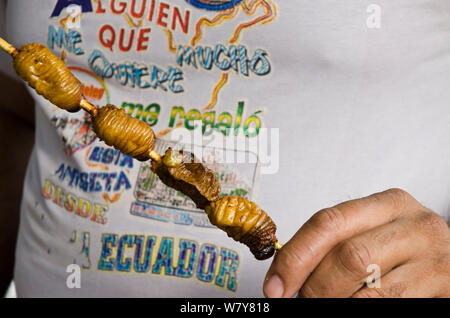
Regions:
[[151, 148, 221, 209], [206, 196, 278, 260], [151, 148, 278, 259], [13, 43, 82, 112], [91, 104, 156, 161], [0, 38, 282, 260]]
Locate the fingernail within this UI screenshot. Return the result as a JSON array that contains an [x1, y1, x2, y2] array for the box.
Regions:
[[264, 274, 284, 298]]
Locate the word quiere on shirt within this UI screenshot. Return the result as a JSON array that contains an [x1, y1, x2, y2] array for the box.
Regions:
[[47, 25, 272, 94]]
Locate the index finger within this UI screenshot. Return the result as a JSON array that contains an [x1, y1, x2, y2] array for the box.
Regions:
[[263, 188, 421, 298]]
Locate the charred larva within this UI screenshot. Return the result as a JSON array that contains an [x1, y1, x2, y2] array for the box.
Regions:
[[205, 196, 278, 260]]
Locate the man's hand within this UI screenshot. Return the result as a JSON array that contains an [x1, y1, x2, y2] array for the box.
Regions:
[[263, 189, 450, 298]]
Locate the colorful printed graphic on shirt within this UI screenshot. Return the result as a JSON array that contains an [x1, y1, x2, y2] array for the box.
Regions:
[[186, 0, 244, 11], [42, 178, 110, 224], [52, 145, 134, 205], [97, 233, 239, 292], [131, 139, 257, 228], [50, 112, 96, 156], [46, 0, 277, 138], [69, 230, 92, 269], [51, 0, 93, 18], [41, 0, 278, 293]]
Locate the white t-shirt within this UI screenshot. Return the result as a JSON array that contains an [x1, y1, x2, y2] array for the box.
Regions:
[[3, 0, 450, 297]]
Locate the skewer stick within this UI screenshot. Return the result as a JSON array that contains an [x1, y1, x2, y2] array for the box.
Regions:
[[80, 98, 98, 117], [0, 37, 18, 57], [274, 241, 283, 250]]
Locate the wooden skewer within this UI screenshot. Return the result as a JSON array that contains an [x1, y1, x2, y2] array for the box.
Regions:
[[274, 241, 283, 250], [0, 37, 18, 57], [80, 98, 98, 116]]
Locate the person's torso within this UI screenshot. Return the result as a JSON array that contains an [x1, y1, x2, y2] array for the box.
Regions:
[[8, 0, 450, 297]]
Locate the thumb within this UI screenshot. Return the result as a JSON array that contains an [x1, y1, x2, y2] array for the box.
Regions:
[[263, 189, 414, 298]]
